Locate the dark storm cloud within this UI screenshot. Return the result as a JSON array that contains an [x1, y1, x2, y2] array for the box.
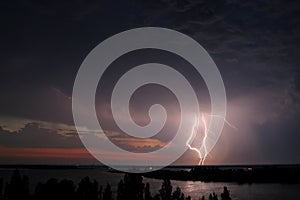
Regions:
[[0, 87, 73, 125], [0, 0, 140, 123], [0, 123, 82, 149], [132, 0, 300, 90], [2, 0, 299, 122]]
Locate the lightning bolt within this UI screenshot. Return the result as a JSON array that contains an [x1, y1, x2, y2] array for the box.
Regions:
[[207, 114, 237, 130], [186, 114, 202, 165], [186, 113, 236, 165]]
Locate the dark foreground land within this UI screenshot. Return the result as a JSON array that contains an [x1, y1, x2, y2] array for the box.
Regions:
[[0, 168, 231, 200], [0, 165, 300, 200]]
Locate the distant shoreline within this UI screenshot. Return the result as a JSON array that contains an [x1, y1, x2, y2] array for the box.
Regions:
[[0, 164, 299, 169], [142, 165, 300, 184]]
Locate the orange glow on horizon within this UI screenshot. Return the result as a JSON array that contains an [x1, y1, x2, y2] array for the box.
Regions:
[[0, 146, 93, 159]]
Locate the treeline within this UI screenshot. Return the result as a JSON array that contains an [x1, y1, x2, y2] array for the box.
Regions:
[[0, 170, 232, 200]]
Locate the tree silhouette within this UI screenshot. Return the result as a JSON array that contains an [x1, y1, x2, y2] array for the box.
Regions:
[[77, 176, 99, 200], [103, 183, 112, 200], [99, 185, 103, 200], [59, 179, 76, 200], [117, 174, 144, 200], [0, 178, 3, 198], [4, 169, 29, 200], [212, 193, 218, 200], [117, 179, 124, 200], [172, 186, 184, 200], [34, 178, 59, 200], [185, 196, 191, 200], [159, 179, 172, 200], [153, 194, 161, 200], [220, 187, 231, 200], [145, 183, 152, 200]]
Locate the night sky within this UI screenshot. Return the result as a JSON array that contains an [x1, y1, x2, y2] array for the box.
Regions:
[[0, 0, 300, 165]]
